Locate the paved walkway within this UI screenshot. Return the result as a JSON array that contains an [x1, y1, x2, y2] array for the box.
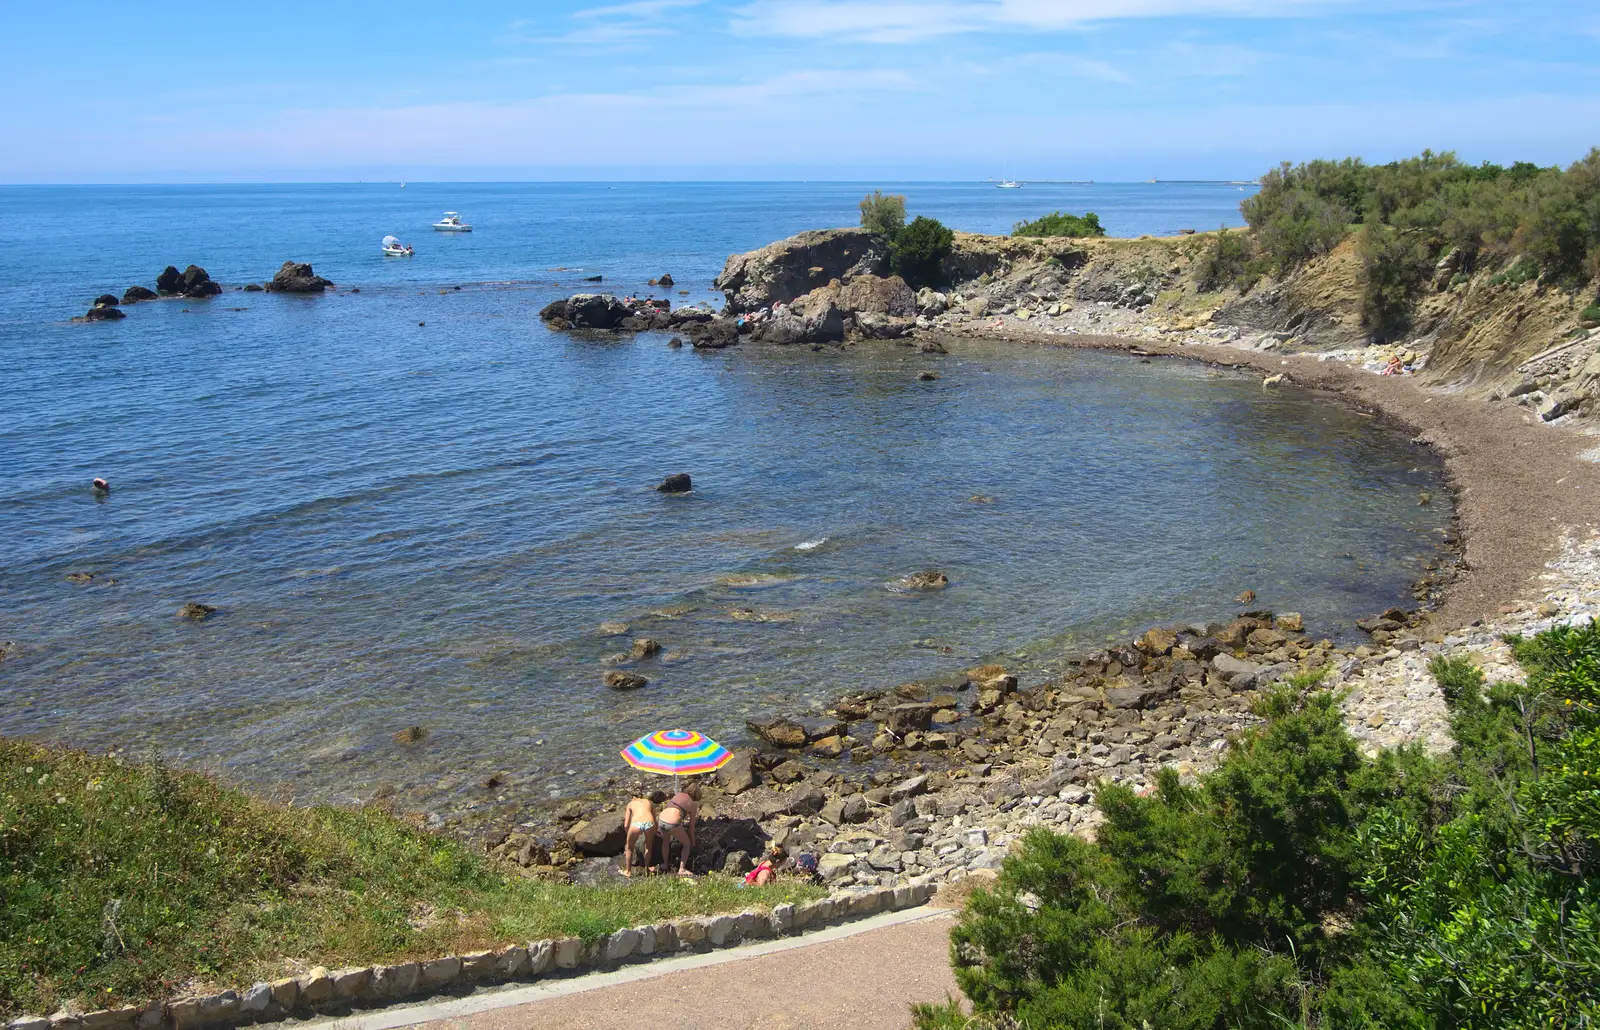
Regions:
[[319, 908, 961, 1030]]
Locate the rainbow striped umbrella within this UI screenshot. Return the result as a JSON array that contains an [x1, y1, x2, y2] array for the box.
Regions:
[[621, 729, 731, 787]]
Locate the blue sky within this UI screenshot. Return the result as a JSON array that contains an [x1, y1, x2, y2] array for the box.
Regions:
[[3, 1, 1595, 182]]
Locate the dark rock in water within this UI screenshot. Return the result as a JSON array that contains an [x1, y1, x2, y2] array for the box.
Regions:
[[82, 304, 126, 321], [668, 337, 684, 349], [177, 602, 217, 621], [243, 283, 264, 293], [156, 265, 184, 294], [631, 637, 663, 659], [94, 293, 120, 307], [686, 319, 738, 349], [717, 751, 758, 794], [902, 571, 949, 590], [569, 810, 626, 856], [394, 725, 429, 744], [267, 261, 333, 294], [918, 371, 940, 381], [667, 307, 714, 325], [583, 275, 603, 282], [885, 702, 939, 735], [122, 285, 157, 303], [918, 340, 948, 354], [603, 670, 649, 691], [657, 273, 674, 287], [180, 265, 220, 298], [656, 473, 692, 494], [746, 714, 845, 749], [539, 294, 630, 330]]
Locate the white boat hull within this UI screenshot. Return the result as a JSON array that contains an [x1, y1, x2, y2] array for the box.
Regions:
[[383, 246, 413, 257], [432, 224, 472, 232]]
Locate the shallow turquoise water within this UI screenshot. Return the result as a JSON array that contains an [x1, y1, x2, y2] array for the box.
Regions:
[[0, 183, 1450, 817]]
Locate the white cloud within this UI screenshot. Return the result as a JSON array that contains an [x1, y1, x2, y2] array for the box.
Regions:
[[511, 0, 707, 46], [732, 0, 1381, 42]]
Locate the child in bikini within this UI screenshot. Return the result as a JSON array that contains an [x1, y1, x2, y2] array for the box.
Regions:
[[622, 796, 656, 878]]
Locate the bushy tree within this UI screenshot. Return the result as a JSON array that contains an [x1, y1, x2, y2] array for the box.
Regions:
[[859, 190, 906, 237], [1195, 228, 1260, 292], [1012, 211, 1106, 238], [1358, 225, 1433, 341], [890, 215, 954, 289]]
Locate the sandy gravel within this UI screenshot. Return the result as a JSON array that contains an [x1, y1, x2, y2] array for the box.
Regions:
[[960, 329, 1600, 630], [414, 914, 961, 1030]]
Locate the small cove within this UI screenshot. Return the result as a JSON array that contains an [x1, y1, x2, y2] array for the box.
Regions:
[[0, 183, 1452, 823]]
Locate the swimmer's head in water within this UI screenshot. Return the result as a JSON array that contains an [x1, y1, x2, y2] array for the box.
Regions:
[[92, 478, 110, 491]]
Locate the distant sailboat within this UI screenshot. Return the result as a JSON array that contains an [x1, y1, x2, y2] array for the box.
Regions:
[[400, 181, 406, 189], [996, 167, 1023, 189]]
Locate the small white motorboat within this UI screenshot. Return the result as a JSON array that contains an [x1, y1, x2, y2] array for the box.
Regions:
[[996, 180, 1023, 189], [432, 212, 472, 232], [382, 235, 414, 257]]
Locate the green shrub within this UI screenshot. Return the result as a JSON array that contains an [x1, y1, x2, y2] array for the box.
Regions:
[[927, 623, 1600, 1030], [1357, 225, 1433, 340], [1011, 211, 1106, 239], [1582, 302, 1600, 325], [891, 216, 955, 289], [859, 190, 906, 237], [1195, 228, 1260, 292]]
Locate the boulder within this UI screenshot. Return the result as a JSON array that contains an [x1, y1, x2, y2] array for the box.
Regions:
[[82, 305, 126, 321], [769, 760, 807, 784], [902, 571, 949, 590], [569, 811, 626, 856], [715, 228, 889, 313], [885, 702, 939, 736], [656, 473, 692, 494], [156, 265, 184, 294], [631, 638, 663, 658], [1105, 683, 1173, 710], [122, 285, 158, 303], [657, 273, 674, 287], [746, 715, 844, 748], [717, 751, 758, 794], [916, 288, 948, 316], [93, 293, 120, 307], [177, 602, 217, 621], [603, 671, 648, 691], [539, 293, 629, 329], [686, 319, 739, 349], [819, 794, 870, 825], [852, 312, 916, 339], [266, 261, 333, 294], [1275, 612, 1304, 632], [1212, 653, 1264, 686], [180, 265, 220, 298], [1136, 627, 1178, 657], [838, 274, 916, 317]]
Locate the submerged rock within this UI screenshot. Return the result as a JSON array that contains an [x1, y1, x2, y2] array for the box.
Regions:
[[394, 725, 429, 744], [901, 571, 949, 591], [656, 473, 692, 494], [81, 303, 125, 321], [177, 602, 218, 621], [603, 671, 649, 691]]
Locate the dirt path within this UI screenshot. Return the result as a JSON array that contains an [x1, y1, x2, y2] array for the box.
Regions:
[[405, 912, 959, 1030], [957, 328, 1600, 629]]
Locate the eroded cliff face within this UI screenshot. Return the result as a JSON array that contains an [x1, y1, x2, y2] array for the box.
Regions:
[[710, 226, 1600, 419]]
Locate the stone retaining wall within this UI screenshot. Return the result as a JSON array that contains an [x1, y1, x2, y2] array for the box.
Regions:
[[9, 883, 936, 1030]]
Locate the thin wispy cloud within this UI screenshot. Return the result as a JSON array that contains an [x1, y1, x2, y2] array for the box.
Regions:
[[511, 0, 706, 46], [731, 0, 1375, 42]]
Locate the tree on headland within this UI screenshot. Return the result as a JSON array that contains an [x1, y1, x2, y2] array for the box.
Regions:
[[1012, 211, 1106, 238], [890, 215, 955, 289], [859, 190, 907, 237]]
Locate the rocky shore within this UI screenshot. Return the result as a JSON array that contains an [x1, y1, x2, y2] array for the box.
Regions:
[[513, 222, 1600, 894]]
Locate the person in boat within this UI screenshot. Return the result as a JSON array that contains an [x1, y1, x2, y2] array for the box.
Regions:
[[656, 784, 700, 876]]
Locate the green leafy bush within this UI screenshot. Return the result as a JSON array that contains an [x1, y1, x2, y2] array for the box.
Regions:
[[1194, 228, 1260, 292], [1581, 302, 1600, 325], [1358, 225, 1433, 340], [924, 624, 1600, 1030], [859, 190, 906, 237], [891, 215, 955, 289], [1012, 211, 1106, 239]]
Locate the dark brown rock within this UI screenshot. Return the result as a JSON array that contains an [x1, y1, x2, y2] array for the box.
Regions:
[[177, 602, 217, 621], [656, 473, 692, 494], [569, 810, 626, 856], [603, 671, 649, 691], [266, 261, 333, 294], [717, 751, 758, 794]]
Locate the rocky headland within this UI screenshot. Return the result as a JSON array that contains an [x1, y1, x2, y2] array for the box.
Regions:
[[515, 223, 1600, 893]]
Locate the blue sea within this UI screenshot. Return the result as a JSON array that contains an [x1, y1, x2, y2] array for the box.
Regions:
[[0, 181, 1451, 822]]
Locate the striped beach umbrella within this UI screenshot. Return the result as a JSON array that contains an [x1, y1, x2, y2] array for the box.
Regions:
[[621, 729, 731, 787]]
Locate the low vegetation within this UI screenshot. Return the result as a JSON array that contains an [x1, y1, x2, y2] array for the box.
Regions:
[[0, 742, 820, 1018], [859, 193, 954, 289], [1240, 149, 1600, 336], [860, 190, 907, 238], [915, 619, 1600, 1029], [1011, 211, 1106, 239]]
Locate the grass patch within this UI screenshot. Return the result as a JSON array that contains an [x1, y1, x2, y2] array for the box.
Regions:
[[0, 740, 821, 1017]]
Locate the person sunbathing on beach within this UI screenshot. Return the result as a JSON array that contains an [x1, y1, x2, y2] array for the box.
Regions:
[[621, 796, 656, 878], [656, 784, 700, 876], [743, 844, 786, 887], [1382, 354, 1405, 376]]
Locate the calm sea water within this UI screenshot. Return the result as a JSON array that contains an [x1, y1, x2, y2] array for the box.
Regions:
[[0, 182, 1451, 820]]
